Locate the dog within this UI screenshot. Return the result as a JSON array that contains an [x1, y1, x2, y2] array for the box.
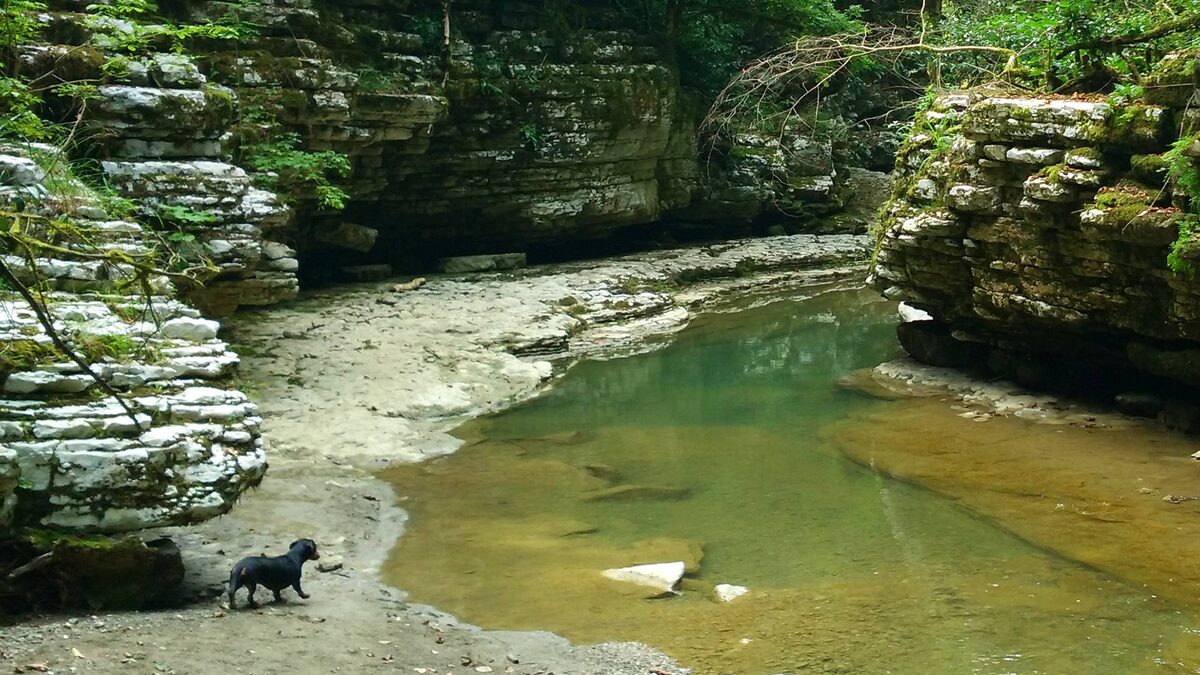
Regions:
[[227, 538, 320, 609]]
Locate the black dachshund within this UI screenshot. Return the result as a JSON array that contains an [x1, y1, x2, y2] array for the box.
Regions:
[[227, 539, 320, 609]]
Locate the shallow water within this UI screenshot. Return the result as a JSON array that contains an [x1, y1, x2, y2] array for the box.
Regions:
[[381, 285, 1200, 674]]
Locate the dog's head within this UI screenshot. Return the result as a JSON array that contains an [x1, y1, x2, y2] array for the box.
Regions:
[[290, 538, 320, 561]]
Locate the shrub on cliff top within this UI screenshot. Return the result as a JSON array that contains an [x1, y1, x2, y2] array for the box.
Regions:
[[618, 0, 861, 92]]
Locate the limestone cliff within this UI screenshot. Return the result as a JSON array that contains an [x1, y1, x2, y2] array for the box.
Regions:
[[0, 145, 266, 535], [16, 0, 882, 313], [870, 53, 1200, 412]]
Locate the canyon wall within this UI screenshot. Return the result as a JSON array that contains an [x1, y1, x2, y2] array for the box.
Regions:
[[0, 0, 888, 535], [23, 0, 884, 309], [0, 145, 266, 535], [870, 53, 1200, 419]]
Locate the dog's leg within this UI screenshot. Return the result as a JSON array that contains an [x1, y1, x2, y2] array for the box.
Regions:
[[273, 589, 284, 603], [246, 583, 259, 609], [292, 581, 310, 600]]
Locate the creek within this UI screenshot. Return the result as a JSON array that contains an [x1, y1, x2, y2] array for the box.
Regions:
[[380, 284, 1200, 674]]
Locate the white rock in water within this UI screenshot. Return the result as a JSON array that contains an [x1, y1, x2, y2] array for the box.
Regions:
[[602, 561, 685, 595], [714, 584, 749, 602], [897, 302, 932, 323]]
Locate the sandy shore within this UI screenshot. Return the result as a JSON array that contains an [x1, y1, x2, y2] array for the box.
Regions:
[[0, 234, 868, 675]]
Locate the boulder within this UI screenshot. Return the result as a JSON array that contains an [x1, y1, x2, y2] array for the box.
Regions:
[[0, 448, 18, 533], [897, 302, 933, 323], [0, 155, 45, 186], [1, 534, 184, 611], [439, 253, 527, 274], [316, 222, 379, 253], [161, 317, 220, 341], [714, 584, 749, 602], [602, 561, 685, 596]]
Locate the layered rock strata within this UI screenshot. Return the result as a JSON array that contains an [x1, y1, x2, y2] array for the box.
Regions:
[[21, 0, 882, 311], [870, 57, 1200, 403], [0, 146, 265, 534]]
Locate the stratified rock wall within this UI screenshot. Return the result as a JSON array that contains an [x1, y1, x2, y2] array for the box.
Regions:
[[0, 145, 266, 535], [870, 57, 1200, 393], [18, 0, 883, 311], [198, 0, 700, 260]]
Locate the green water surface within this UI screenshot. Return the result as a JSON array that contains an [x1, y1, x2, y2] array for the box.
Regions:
[[382, 285, 1200, 674]]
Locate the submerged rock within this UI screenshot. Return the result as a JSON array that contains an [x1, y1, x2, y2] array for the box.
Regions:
[[583, 463, 621, 482], [582, 484, 690, 502], [602, 561, 685, 596], [714, 584, 749, 602]]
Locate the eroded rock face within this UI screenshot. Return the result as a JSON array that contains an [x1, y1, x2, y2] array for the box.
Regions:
[[0, 147, 266, 535], [870, 61, 1200, 397], [29, 0, 888, 297]]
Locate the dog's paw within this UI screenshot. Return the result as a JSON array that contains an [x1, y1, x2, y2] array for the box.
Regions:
[[299, 592, 311, 599]]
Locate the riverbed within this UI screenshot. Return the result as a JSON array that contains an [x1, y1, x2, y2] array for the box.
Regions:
[[3, 237, 1198, 674], [381, 285, 1200, 674]]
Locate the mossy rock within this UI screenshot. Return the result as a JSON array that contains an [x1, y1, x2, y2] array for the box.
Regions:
[[1089, 104, 1172, 152], [1130, 153, 1170, 186], [1127, 341, 1200, 387], [2, 531, 184, 612], [1144, 51, 1199, 108], [1088, 184, 1180, 244]]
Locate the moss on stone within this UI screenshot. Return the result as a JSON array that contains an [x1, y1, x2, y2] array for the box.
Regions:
[[0, 340, 61, 373], [1144, 51, 1199, 107], [1088, 104, 1170, 151], [1091, 182, 1168, 228], [1130, 153, 1169, 185]]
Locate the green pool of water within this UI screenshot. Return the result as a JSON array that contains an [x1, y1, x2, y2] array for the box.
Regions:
[[381, 285, 1200, 674]]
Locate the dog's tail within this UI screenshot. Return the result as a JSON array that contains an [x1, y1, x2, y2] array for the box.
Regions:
[[227, 561, 247, 603]]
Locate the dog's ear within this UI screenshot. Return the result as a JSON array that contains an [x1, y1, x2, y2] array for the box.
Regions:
[[306, 539, 320, 560]]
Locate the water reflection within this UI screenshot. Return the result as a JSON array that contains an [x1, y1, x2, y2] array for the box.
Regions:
[[502, 286, 900, 430]]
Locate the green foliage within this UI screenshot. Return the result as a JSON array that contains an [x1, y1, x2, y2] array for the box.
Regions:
[[1108, 82, 1145, 105], [1163, 134, 1200, 274], [83, 0, 250, 55], [1169, 215, 1198, 274], [937, 0, 1200, 88], [73, 332, 144, 362], [356, 66, 403, 93], [617, 0, 860, 92], [0, 0, 45, 57], [519, 123, 542, 150], [237, 104, 351, 211], [408, 15, 443, 48], [0, 76, 48, 140], [154, 204, 216, 227], [1165, 134, 1200, 201], [0, 0, 50, 140]]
